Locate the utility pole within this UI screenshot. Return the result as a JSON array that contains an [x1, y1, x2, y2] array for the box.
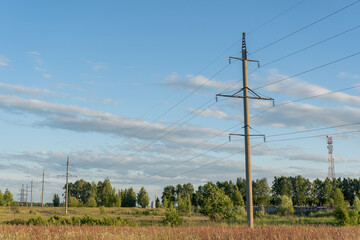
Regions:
[[31, 179, 33, 207], [216, 32, 273, 228], [42, 170, 45, 207], [65, 156, 69, 215]]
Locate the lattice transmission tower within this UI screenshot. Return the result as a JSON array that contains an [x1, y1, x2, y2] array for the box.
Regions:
[[327, 135, 335, 180]]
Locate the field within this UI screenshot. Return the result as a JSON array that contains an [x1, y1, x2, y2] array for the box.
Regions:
[[0, 207, 358, 239]]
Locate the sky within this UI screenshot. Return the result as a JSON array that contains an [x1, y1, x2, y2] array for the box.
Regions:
[[1, 0, 360, 203]]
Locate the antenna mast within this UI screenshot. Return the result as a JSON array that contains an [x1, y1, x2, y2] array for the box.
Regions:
[[327, 136, 335, 179]]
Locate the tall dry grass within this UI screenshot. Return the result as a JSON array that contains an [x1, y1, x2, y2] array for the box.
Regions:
[[1, 225, 360, 240]]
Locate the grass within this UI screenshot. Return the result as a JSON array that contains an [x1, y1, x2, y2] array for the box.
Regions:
[[1, 225, 360, 240]]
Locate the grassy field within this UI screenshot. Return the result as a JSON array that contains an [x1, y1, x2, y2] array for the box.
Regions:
[[1, 206, 354, 239]]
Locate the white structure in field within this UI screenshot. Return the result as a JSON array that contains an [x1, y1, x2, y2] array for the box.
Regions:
[[327, 136, 335, 180], [151, 200, 156, 209]]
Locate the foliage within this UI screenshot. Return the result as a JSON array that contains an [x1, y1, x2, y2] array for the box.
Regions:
[[199, 183, 233, 220], [99, 206, 106, 215], [352, 196, 360, 211], [68, 196, 80, 207], [254, 206, 267, 219], [332, 188, 348, 209], [137, 187, 150, 208], [178, 194, 192, 216], [253, 178, 271, 206], [3, 189, 14, 206], [231, 186, 244, 206], [121, 188, 137, 207], [334, 207, 350, 226], [162, 185, 176, 207], [162, 206, 183, 226], [53, 194, 60, 207], [86, 197, 97, 207], [155, 197, 161, 208], [278, 195, 294, 216]]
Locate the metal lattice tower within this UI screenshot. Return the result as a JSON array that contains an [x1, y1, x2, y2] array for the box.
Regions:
[[327, 136, 335, 180]]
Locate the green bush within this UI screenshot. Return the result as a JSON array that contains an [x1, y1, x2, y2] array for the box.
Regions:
[[162, 207, 183, 226], [254, 206, 267, 219], [5, 218, 27, 225], [278, 195, 294, 216], [80, 214, 98, 225], [28, 216, 47, 225], [334, 207, 350, 226], [99, 206, 106, 215], [47, 215, 71, 225], [71, 216, 81, 226]]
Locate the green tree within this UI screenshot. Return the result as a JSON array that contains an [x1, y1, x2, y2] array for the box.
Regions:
[[178, 194, 192, 216], [0, 190, 4, 206], [332, 188, 348, 209], [53, 194, 60, 207], [253, 178, 271, 206], [121, 188, 137, 207], [271, 176, 292, 203], [137, 187, 150, 208], [176, 183, 194, 203], [278, 195, 294, 216], [97, 178, 118, 207], [290, 175, 312, 206], [3, 189, 14, 206], [68, 196, 80, 207], [162, 185, 175, 207], [231, 186, 244, 206], [199, 184, 233, 220], [86, 197, 97, 207], [236, 177, 246, 203], [155, 197, 161, 208], [353, 196, 360, 211], [162, 206, 183, 226]]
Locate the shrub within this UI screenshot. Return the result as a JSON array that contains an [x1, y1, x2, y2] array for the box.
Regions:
[[86, 197, 97, 207], [334, 207, 350, 226], [353, 196, 360, 211], [71, 216, 81, 226], [254, 206, 267, 219], [278, 195, 294, 216], [348, 209, 359, 225], [5, 218, 27, 225], [223, 206, 246, 220], [28, 216, 47, 226], [162, 206, 183, 226], [80, 214, 98, 225], [99, 206, 106, 215]]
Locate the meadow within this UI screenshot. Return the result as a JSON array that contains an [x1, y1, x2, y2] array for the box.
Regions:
[[0, 206, 358, 239]]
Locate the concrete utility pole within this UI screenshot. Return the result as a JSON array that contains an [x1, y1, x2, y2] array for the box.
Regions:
[[31, 179, 33, 207], [65, 156, 69, 215], [216, 32, 273, 228], [42, 170, 45, 207]]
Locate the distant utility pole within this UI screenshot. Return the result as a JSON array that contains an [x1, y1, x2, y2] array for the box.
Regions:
[[327, 136, 335, 180], [26, 184, 29, 207], [42, 170, 45, 207], [20, 184, 25, 206], [65, 156, 69, 215], [31, 179, 33, 207], [216, 32, 273, 228]]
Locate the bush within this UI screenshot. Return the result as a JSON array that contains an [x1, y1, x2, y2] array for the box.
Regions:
[[334, 207, 350, 226], [5, 218, 27, 225], [71, 216, 81, 226], [348, 209, 359, 225], [223, 206, 246, 220], [353, 196, 360, 211], [254, 206, 267, 219], [278, 195, 294, 216], [48, 215, 71, 225], [28, 216, 47, 225], [86, 197, 97, 207], [99, 206, 106, 215], [80, 214, 98, 225], [162, 207, 183, 226]]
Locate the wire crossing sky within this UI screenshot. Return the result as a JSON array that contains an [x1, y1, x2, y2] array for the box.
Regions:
[[0, 0, 360, 202]]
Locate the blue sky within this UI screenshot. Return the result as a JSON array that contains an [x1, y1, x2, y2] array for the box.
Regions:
[[1, 0, 360, 203]]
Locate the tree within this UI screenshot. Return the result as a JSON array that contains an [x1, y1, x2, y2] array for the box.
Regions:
[[53, 194, 60, 207], [272, 176, 292, 203], [353, 196, 360, 211], [199, 184, 233, 220], [231, 186, 244, 206], [155, 197, 161, 208], [68, 196, 80, 207], [162, 185, 175, 207], [97, 178, 114, 207], [86, 197, 97, 207], [253, 178, 271, 206], [236, 177, 247, 203], [137, 187, 150, 208], [332, 188, 348, 209], [0, 190, 4, 206], [278, 195, 294, 216], [290, 175, 312, 206], [176, 183, 194, 203], [178, 194, 192, 216], [121, 188, 137, 207], [3, 189, 13, 206]]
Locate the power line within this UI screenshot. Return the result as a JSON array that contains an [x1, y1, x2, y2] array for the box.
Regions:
[[251, 0, 360, 54], [254, 50, 360, 91]]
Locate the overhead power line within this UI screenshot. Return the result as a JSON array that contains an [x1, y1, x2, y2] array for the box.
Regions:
[[251, 0, 360, 54]]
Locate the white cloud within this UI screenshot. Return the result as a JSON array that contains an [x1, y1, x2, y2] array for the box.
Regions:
[[161, 73, 240, 94], [82, 58, 106, 71], [42, 73, 53, 79], [0, 82, 55, 97], [34, 66, 46, 72], [253, 69, 360, 106], [26, 51, 41, 55], [338, 72, 360, 79], [0, 56, 10, 68]]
